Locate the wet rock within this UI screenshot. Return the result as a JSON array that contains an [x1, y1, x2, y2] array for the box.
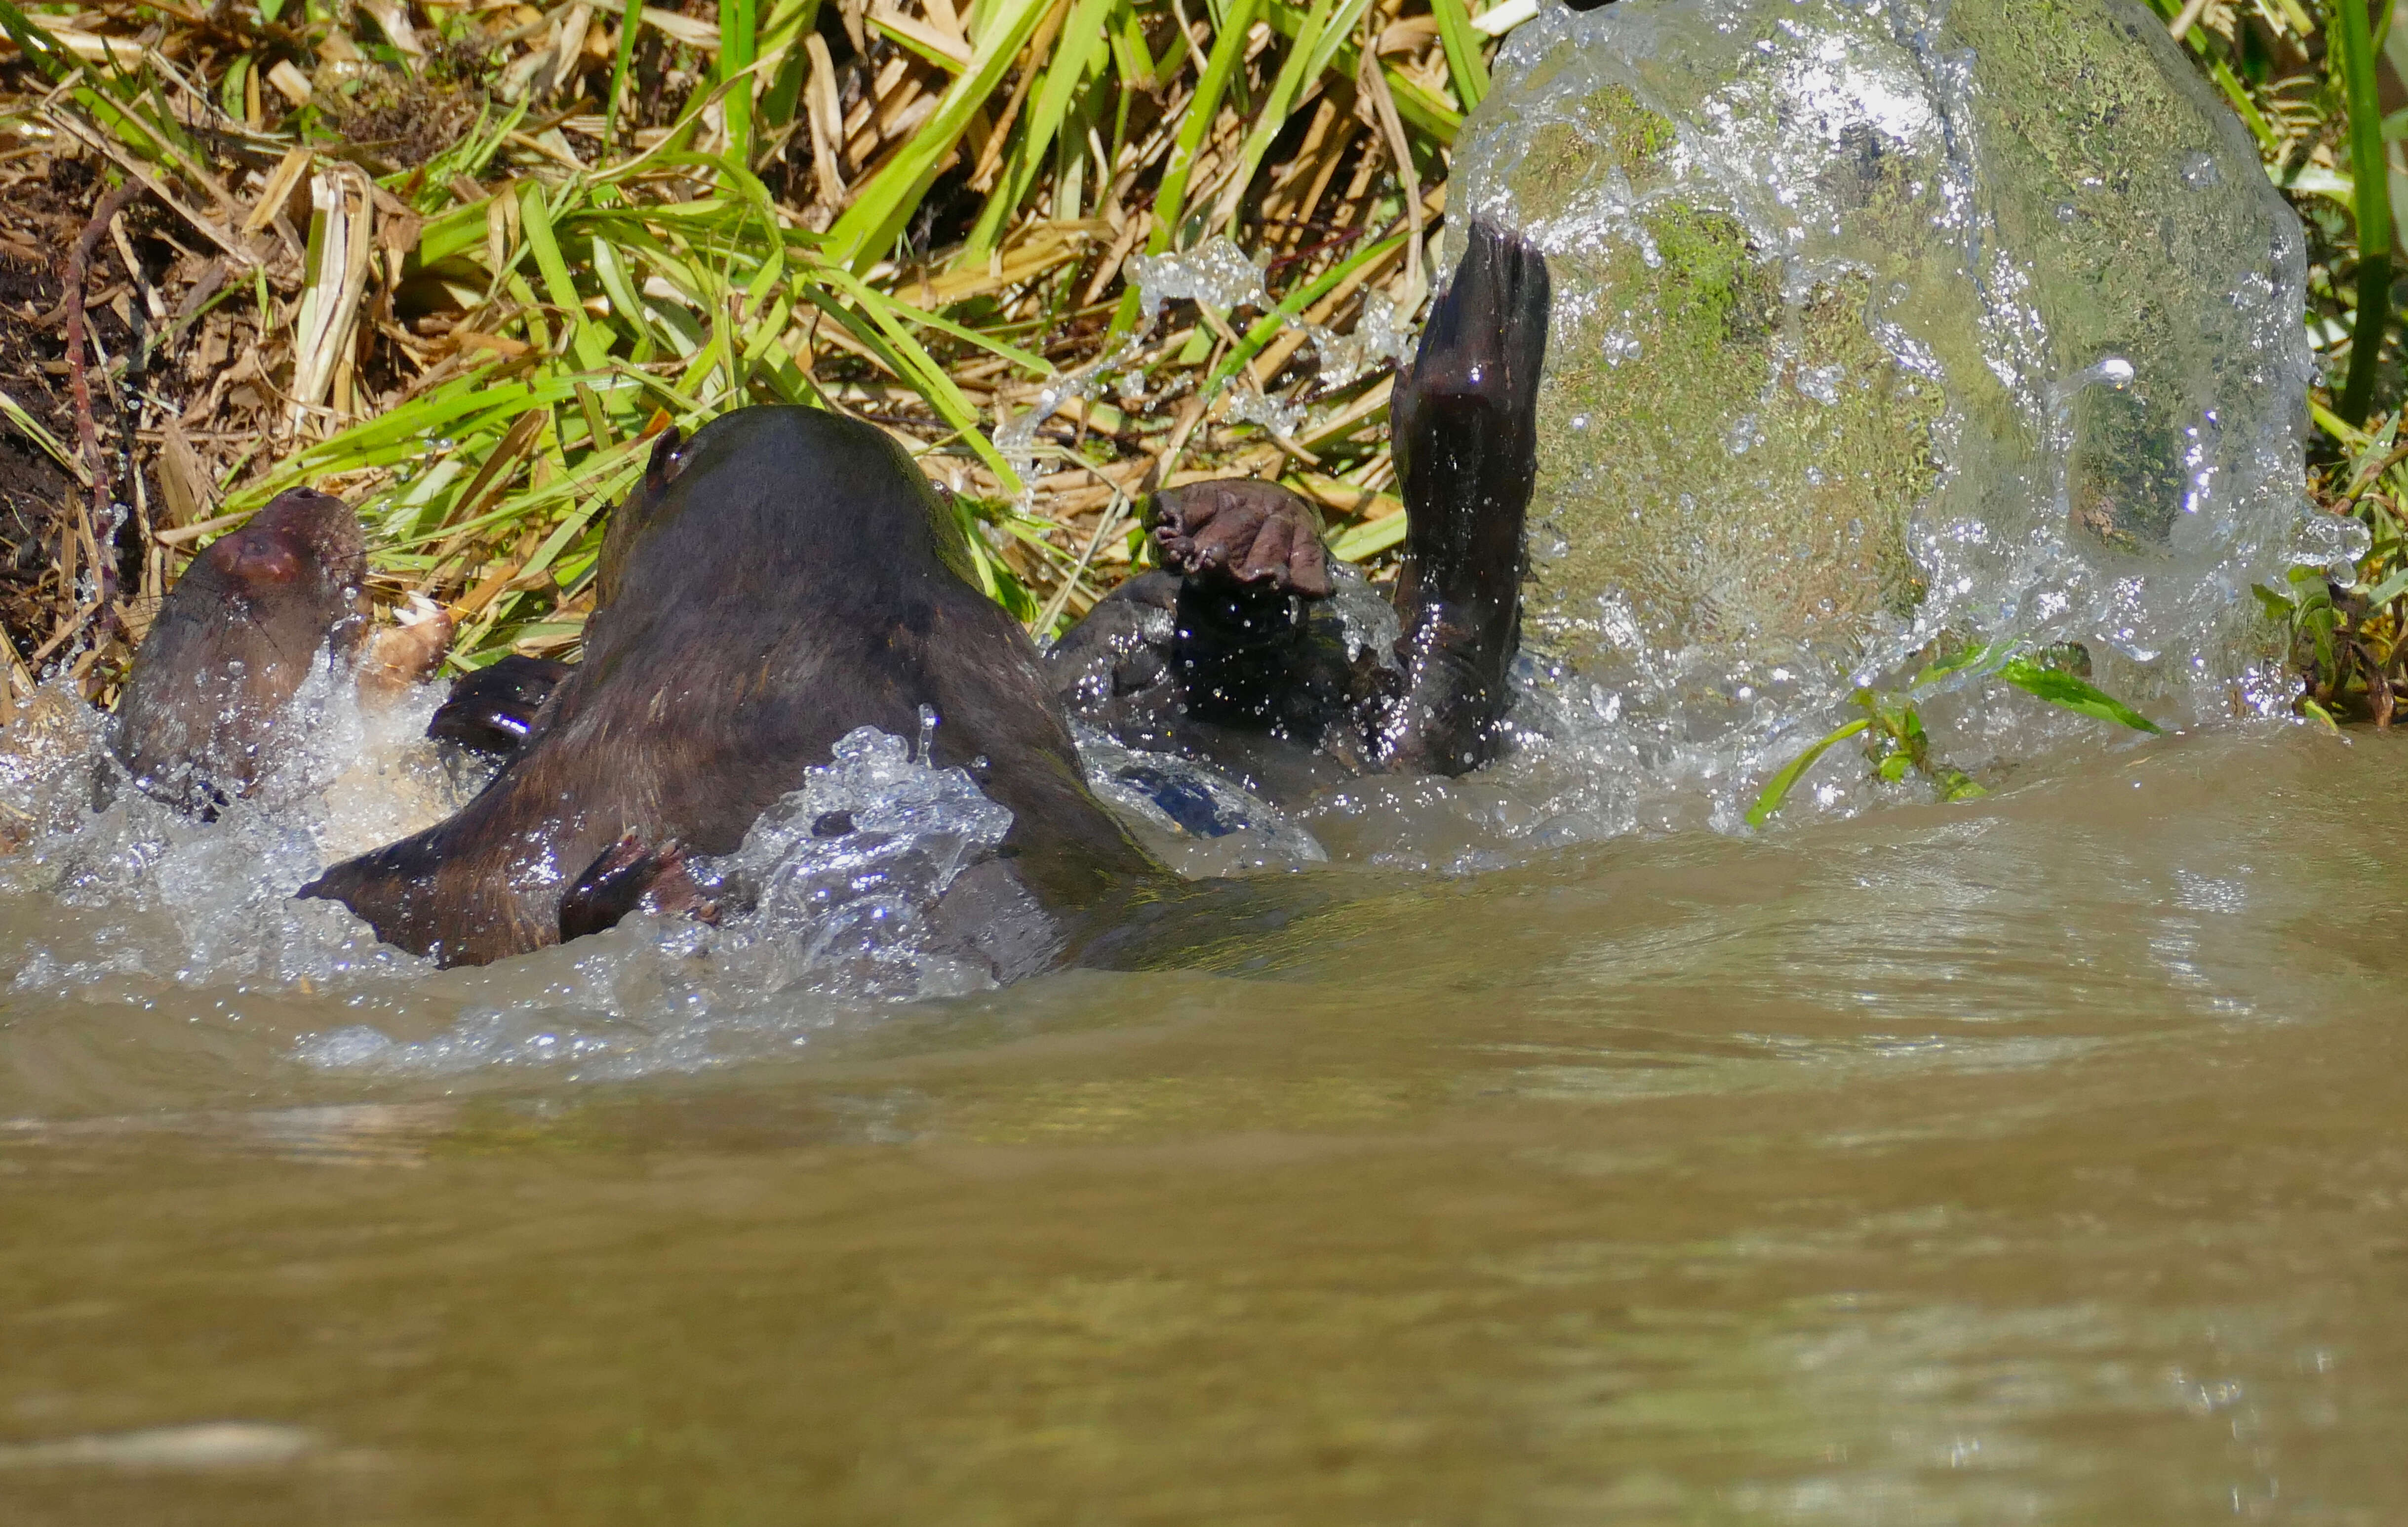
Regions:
[[1446, 0, 2351, 714]]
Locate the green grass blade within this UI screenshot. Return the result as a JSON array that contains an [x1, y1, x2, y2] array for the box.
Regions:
[[1906, 638, 2012, 690], [966, 0, 1118, 256], [518, 182, 614, 370], [2337, 0, 2392, 424], [0, 0, 75, 81], [819, 274, 1028, 492], [600, 0, 647, 155], [2359, 563, 2408, 607], [1746, 717, 1873, 829], [1997, 658, 2165, 734], [1329, 510, 1404, 562], [1216, 0, 1339, 228], [1201, 228, 1409, 394], [722, 0, 759, 166], [1107, 0, 1265, 337], [1429, 0, 1488, 109], [823, 0, 1054, 273], [1263, 4, 1460, 142]]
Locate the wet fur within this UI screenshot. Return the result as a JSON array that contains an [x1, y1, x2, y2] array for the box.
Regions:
[[109, 489, 368, 814], [301, 407, 1162, 968], [1379, 220, 1552, 772], [1052, 221, 1552, 786]]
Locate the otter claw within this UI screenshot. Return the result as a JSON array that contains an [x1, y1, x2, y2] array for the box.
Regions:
[[1150, 480, 1333, 600], [558, 834, 720, 943]]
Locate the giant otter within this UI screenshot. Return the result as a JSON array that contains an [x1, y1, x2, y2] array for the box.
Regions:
[[1048, 220, 1551, 794], [109, 488, 371, 815], [299, 406, 1166, 969], [252, 224, 1548, 975]]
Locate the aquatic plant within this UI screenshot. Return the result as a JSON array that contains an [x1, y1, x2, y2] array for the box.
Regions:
[[1745, 643, 2163, 829]]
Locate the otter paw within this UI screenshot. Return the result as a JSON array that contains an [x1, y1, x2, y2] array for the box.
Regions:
[[428, 655, 571, 758], [1150, 480, 1332, 599], [558, 834, 720, 943]]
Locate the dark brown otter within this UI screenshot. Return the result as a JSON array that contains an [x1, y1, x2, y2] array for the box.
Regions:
[[299, 406, 1166, 969], [108, 488, 370, 816], [1049, 220, 1552, 790]]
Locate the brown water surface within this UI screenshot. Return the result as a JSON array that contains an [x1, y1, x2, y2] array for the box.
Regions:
[[0, 725, 2402, 1524]]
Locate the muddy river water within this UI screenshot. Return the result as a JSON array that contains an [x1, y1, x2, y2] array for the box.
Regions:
[[0, 721, 2401, 1524]]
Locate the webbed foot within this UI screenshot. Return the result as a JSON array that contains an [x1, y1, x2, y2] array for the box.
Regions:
[[1377, 220, 1551, 776], [1151, 480, 1333, 599], [427, 655, 571, 758], [558, 834, 720, 943]]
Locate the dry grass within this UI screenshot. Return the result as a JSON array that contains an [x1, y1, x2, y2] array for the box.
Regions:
[[0, 0, 1490, 697], [0, 0, 2401, 724]]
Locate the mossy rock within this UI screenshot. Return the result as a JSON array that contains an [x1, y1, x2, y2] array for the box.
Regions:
[[1508, 86, 1940, 660], [1445, 0, 2310, 683]]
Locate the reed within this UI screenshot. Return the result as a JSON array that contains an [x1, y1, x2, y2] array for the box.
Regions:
[[0, 0, 2403, 728], [0, 0, 1476, 685]]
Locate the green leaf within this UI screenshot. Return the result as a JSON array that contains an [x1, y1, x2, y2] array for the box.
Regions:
[[1217, 0, 1342, 227], [1906, 638, 2011, 691], [1998, 658, 2164, 734], [2361, 563, 2408, 608], [602, 0, 649, 155], [1150, 0, 1263, 244], [823, 0, 1055, 272], [1330, 510, 1406, 562], [1746, 717, 1873, 830], [0, 0, 79, 80], [518, 183, 613, 371], [1429, 0, 1489, 110], [2346, 406, 2404, 494], [966, 0, 1119, 256], [2334, 0, 2393, 424], [1935, 771, 1989, 804]]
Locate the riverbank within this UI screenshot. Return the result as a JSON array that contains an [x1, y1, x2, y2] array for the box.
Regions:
[[0, 0, 2396, 721]]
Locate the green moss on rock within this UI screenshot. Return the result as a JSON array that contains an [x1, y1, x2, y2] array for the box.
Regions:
[[1444, 0, 2303, 683]]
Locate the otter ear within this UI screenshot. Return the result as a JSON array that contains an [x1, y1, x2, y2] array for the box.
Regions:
[[645, 425, 687, 490]]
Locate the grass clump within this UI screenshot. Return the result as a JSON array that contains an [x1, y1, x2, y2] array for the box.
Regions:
[[0, 0, 2401, 747], [2163, 0, 2408, 726], [0, 0, 1483, 696]]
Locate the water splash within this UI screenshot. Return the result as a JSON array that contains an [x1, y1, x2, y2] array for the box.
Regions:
[[0, 668, 1072, 1080], [994, 237, 1416, 485], [1074, 722, 1327, 876], [1427, 0, 2352, 829]]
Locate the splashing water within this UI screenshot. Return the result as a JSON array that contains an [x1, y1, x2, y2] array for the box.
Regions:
[[0, 667, 1131, 1081], [1127, 237, 1278, 326], [2, 657, 472, 996], [0, 641, 1348, 1083], [1128, 239, 1415, 391], [292, 721, 1034, 1078], [1421, 0, 2358, 830], [1074, 723, 1327, 877], [994, 237, 1416, 483], [0, 0, 2363, 1088]]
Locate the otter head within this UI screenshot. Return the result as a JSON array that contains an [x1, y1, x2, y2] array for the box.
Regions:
[[109, 487, 371, 814]]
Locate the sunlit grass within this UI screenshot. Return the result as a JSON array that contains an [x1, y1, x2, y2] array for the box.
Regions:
[[0, 0, 1480, 676], [3, 0, 2408, 724]]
